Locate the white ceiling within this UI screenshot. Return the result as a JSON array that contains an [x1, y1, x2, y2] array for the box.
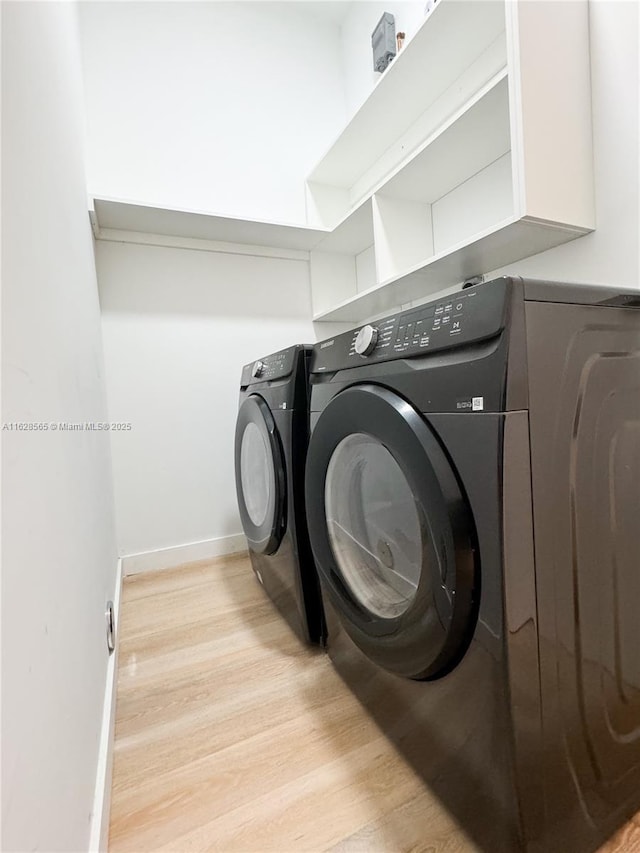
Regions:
[[294, 1, 355, 24], [263, 1, 355, 26]]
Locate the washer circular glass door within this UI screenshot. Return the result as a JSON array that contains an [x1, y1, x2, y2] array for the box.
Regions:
[[235, 394, 286, 555], [325, 433, 423, 620], [305, 383, 478, 680]]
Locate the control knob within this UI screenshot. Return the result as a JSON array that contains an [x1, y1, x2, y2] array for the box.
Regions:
[[252, 360, 265, 378], [354, 324, 379, 356]]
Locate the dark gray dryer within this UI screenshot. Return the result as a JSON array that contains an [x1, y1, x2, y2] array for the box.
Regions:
[[304, 276, 640, 852], [235, 345, 324, 645]]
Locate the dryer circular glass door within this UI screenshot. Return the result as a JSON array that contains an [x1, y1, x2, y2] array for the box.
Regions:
[[325, 433, 423, 620], [235, 394, 286, 555], [305, 384, 478, 680]]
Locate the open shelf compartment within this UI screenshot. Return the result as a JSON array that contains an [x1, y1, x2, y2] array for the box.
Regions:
[[373, 73, 512, 283], [310, 198, 376, 318]]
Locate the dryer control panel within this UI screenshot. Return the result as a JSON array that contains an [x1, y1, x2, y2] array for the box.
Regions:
[[240, 346, 298, 388], [312, 278, 510, 373]]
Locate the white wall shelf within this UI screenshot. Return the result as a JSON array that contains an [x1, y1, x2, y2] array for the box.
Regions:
[[307, 0, 595, 323], [89, 196, 329, 259], [313, 216, 587, 323]]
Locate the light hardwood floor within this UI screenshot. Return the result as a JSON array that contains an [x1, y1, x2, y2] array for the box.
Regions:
[[109, 554, 640, 852]]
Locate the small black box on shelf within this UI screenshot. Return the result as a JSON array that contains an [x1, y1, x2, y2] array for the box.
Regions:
[[372, 12, 396, 73]]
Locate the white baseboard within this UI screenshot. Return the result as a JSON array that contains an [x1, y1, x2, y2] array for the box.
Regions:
[[89, 557, 123, 852], [121, 533, 247, 576]]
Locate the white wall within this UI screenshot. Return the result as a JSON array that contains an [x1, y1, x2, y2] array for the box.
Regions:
[[78, 1, 355, 565], [339, 1, 426, 115], [96, 240, 345, 559], [78, 1, 347, 224], [1, 3, 118, 851]]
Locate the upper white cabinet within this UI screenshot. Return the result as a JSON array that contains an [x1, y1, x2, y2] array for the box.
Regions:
[[87, 0, 594, 323], [307, 0, 594, 322]]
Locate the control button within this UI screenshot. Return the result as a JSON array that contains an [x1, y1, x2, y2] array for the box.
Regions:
[[445, 303, 453, 312], [252, 360, 265, 378], [452, 321, 461, 329], [435, 306, 444, 315], [354, 324, 379, 356], [456, 302, 464, 311], [442, 315, 451, 325]]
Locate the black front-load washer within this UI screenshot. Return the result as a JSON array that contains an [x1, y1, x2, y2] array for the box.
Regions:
[[235, 345, 324, 645], [304, 276, 640, 852]]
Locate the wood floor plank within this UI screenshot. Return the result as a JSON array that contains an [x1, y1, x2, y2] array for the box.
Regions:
[[597, 821, 640, 853], [109, 554, 640, 853], [122, 553, 248, 603], [160, 735, 438, 853], [113, 661, 351, 793], [111, 690, 388, 848]]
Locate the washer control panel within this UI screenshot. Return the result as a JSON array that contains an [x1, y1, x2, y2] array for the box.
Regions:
[[392, 296, 467, 353], [313, 278, 510, 373], [349, 295, 472, 359], [354, 324, 379, 355]]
